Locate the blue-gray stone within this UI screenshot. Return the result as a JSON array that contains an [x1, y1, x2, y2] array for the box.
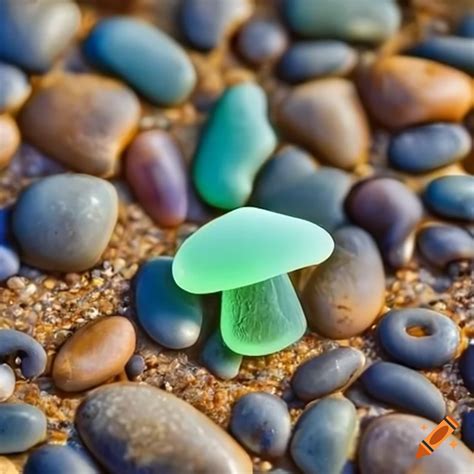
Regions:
[[458, 13, 474, 38], [423, 175, 474, 221], [201, 330, 242, 380], [0, 207, 10, 242], [0, 245, 19, 282], [291, 347, 365, 401], [125, 354, 146, 380], [378, 309, 460, 369], [136, 257, 202, 349], [0, 0, 80, 73], [230, 392, 291, 457], [277, 41, 356, 84], [461, 411, 474, 450], [0, 62, 31, 113], [360, 362, 446, 421], [460, 343, 474, 393], [83, 17, 196, 106], [290, 396, 357, 474], [0, 403, 47, 454], [388, 123, 471, 174]]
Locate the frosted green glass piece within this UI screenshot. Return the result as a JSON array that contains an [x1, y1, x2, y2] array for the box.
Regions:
[[172, 207, 334, 294], [221, 273, 307, 355]]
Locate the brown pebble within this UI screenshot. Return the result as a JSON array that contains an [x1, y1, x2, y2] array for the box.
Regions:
[[0, 115, 20, 170], [53, 316, 136, 392]]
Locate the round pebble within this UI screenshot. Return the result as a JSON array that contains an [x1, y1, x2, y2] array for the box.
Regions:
[[360, 361, 446, 421], [461, 411, 474, 450], [291, 347, 365, 402], [459, 343, 474, 392], [53, 316, 136, 392], [377, 308, 460, 369], [458, 13, 474, 37], [0, 114, 20, 170], [0, 363, 15, 402], [290, 396, 357, 474], [0, 403, 47, 454], [201, 330, 242, 380], [12, 174, 119, 272], [302, 226, 385, 339], [125, 354, 146, 380], [230, 392, 291, 458], [0, 245, 20, 282], [0, 62, 31, 113], [76, 383, 252, 473]]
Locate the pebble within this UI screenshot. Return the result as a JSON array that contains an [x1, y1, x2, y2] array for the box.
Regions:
[[24, 445, 100, 474], [76, 383, 252, 473], [361, 56, 473, 129], [278, 79, 370, 169], [0, 0, 80, 72], [283, 0, 400, 43], [0, 245, 20, 282], [179, 0, 251, 51], [84, 17, 196, 106], [125, 130, 188, 227], [423, 175, 474, 221], [236, 20, 288, 65], [0, 114, 20, 170], [0, 457, 17, 474], [230, 392, 291, 458], [252, 146, 353, 232], [125, 354, 146, 380], [0, 207, 10, 242], [12, 174, 119, 272], [291, 348, 365, 402], [360, 362, 446, 421], [201, 330, 243, 380], [0, 403, 47, 454], [0, 329, 46, 379], [136, 257, 202, 349], [53, 316, 136, 392], [0, 62, 30, 113], [359, 414, 473, 474], [461, 411, 474, 450], [458, 13, 474, 37], [345, 177, 423, 268], [0, 363, 15, 402], [19, 73, 140, 177], [277, 41, 357, 84], [388, 123, 472, 174], [302, 226, 385, 339], [193, 82, 277, 209], [459, 343, 474, 392], [417, 224, 474, 268], [290, 396, 357, 474], [377, 308, 460, 369]]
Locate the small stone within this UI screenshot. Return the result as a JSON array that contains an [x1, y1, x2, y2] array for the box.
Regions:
[[125, 354, 146, 380], [53, 316, 136, 392], [0, 62, 31, 113], [459, 343, 474, 393], [230, 392, 291, 458], [278, 79, 370, 169], [0, 114, 20, 170], [0, 364, 15, 402], [12, 174, 118, 272], [461, 411, 474, 450], [458, 13, 474, 37], [0, 245, 20, 282]]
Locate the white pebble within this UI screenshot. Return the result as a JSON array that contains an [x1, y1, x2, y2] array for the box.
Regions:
[[0, 364, 15, 402]]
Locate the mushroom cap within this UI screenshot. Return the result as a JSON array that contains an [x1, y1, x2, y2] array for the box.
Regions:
[[172, 207, 334, 294]]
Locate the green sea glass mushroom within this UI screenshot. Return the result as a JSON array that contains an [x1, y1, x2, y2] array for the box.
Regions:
[[172, 207, 334, 356]]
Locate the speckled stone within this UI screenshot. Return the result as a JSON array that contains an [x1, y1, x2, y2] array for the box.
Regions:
[[459, 343, 474, 393], [461, 411, 474, 450], [278, 79, 370, 169], [302, 226, 385, 339], [201, 330, 242, 380], [0, 114, 20, 170], [0, 364, 15, 402], [19, 73, 140, 177], [291, 348, 365, 402], [12, 174, 119, 272], [0, 245, 20, 282], [76, 383, 253, 474], [290, 396, 357, 474], [0, 62, 31, 113], [0, 403, 47, 454], [360, 362, 446, 421]]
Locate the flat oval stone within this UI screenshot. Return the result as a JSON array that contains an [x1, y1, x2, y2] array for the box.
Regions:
[[0, 403, 47, 454], [360, 362, 446, 421], [460, 343, 474, 392], [359, 414, 473, 474], [378, 309, 460, 369], [462, 411, 474, 450], [417, 224, 474, 268], [458, 13, 474, 37], [84, 17, 196, 106], [283, 0, 400, 43], [302, 226, 385, 339], [53, 316, 136, 392], [230, 392, 291, 457], [0, 0, 80, 72], [0, 62, 31, 113], [292, 348, 365, 402], [0, 245, 20, 282], [0, 114, 20, 170], [278, 79, 370, 169], [173, 207, 334, 294], [13, 174, 118, 272], [290, 396, 357, 474], [388, 123, 472, 174], [19, 73, 140, 177], [277, 41, 357, 84], [126, 131, 188, 227], [136, 257, 202, 349], [345, 177, 423, 268], [361, 56, 473, 129], [423, 175, 474, 221], [193, 82, 277, 209], [201, 330, 242, 380], [0, 364, 15, 402], [76, 383, 252, 474]]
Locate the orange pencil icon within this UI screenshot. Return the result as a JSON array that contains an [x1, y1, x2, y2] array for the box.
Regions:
[[416, 415, 459, 458]]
